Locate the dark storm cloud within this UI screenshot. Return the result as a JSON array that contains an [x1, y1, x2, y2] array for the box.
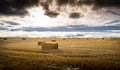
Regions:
[[44, 11, 59, 18], [40, 0, 120, 17], [39, 0, 53, 10], [56, 0, 120, 7], [56, 0, 70, 6], [93, 0, 120, 7], [56, 0, 92, 6], [0, 0, 120, 17], [69, 12, 84, 19], [39, 0, 59, 18], [0, 0, 39, 16]]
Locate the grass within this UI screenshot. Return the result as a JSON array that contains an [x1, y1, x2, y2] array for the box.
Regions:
[[0, 38, 120, 70]]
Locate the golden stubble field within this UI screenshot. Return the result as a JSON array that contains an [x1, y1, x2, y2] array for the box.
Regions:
[[0, 38, 120, 70]]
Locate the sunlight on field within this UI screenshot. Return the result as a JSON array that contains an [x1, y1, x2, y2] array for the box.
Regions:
[[0, 38, 120, 70]]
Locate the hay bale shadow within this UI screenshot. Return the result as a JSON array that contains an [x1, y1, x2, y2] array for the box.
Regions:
[[51, 40, 56, 42], [41, 42, 58, 50]]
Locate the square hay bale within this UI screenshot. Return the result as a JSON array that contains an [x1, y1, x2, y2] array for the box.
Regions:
[[22, 38, 26, 40], [41, 42, 58, 50], [102, 38, 104, 40], [63, 38, 65, 40], [3, 38, 7, 40]]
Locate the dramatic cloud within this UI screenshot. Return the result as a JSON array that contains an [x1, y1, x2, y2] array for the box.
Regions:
[[39, 0, 120, 17], [44, 11, 59, 18], [56, 0, 120, 7], [0, 0, 39, 16], [93, 0, 120, 7], [69, 12, 84, 19], [0, 0, 120, 17]]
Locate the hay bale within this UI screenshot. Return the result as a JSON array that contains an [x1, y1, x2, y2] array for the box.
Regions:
[[86, 38, 89, 40], [3, 38, 7, 40], [63, 38, 65, 40], [51, 40, 56, 42], [37, 41, 45, 45], [22, 38, 26, 40], [102, 38, 104, 40], [41, 42, 58, 50]]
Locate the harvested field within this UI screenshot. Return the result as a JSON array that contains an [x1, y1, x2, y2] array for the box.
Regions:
[[0, 38, 120, 70]]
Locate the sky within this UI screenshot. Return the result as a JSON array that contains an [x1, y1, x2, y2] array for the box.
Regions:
[[0, 0, 120, 38]]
